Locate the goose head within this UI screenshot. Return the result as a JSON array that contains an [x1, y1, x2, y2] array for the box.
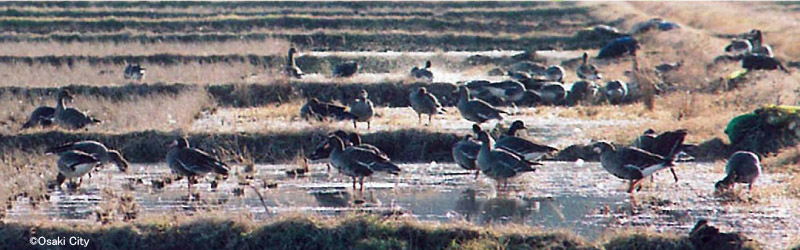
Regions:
[[57, 89, 74, 103], [509, 120, 528, 134], [592, 141, 615, 154], [358, 89, 369, 99], [169, 137, 189, 149], [425, 61, 432, 69], [327, 135, 345, 152], [472, 124, 482, 135], [458, 86, 471, 100]]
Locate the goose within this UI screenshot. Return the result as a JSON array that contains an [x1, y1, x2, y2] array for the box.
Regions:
[[309, 130, 353, 161], [509, 61, 546, 75], [544, 65, 565, 82], [603, 80, 628, 104], [457, 86, 507, 124], [300, 98, 358, 122], [715, 151, 761, 191], [452, 134, 481, 179], [493, 121, 558, 161], [724, 39, 753, 55], [507, 70, 534, 84], [22, 106, 55, 129], [348, 132, 388, 159], [54, 150, 102, 189], [576, 52, 602, 81], [534, 82, 567, 105], [166, 137, 230, 197], [565, 80, 599, 106], [597, 36, 639, 59], [409, 87, 446, 125], [410, 61, 433, 81], [633, 129, 691, 182], [654, 61, 682, 74], [123, 63, 145, 81], [285, 48, 303, 79], [592, 141, 674, 193], [349, 89, 374, 130], [479, 80, 527, 103], [476, 131, 538, 190], [742, 54, 790, 73], [46, 140, 129, 172], [53, 90, 101, 130], [333, 61, 358, 77], [749, 29, 773, 57], [327, 135, 400, 191]]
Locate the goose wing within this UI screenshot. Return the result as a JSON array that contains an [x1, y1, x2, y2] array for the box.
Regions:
[[174, 148, 229, 175], [617, 147, 665, 168], [491, 150, 536, 173]]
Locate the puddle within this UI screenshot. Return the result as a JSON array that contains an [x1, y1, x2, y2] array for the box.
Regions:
[[6, 161, 798, 249]]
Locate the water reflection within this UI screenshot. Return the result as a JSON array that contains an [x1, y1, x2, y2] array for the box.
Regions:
[[5, 162, 799, 249]]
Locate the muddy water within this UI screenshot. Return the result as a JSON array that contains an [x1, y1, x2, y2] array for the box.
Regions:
[[7, 160, 799, 249]]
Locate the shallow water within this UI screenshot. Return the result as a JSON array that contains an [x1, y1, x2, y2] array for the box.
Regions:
[[8, 161, 799, 249]]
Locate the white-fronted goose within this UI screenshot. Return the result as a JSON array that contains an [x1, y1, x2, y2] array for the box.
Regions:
[[544, 65, 565, 82], [410, 61, 433, 81], [327, 135, 400, 192], [22, 106, 55, 129], [308, 130, 353, 161], [494, 120, 558, 161], [285, 48, 304, 79], [603, 80, 628, 104], [333, 61, 358, 77], [592, 141, 673, 193], [534, 82, 567, 105], [715, 151, 761, 191], [349, 89, 374, 130], [452, 134, 481, 179], [55, 150, 102, 188], [409, 87, 446, 125], [724, 39, 753, 55], [54, 90, 101, 130], [509, 61, 546, 75], [457, 86, 507, 124], [301, 98, 358, 122], [576, 52, 602, 81], [167, 137, 230, 197], [476, 131, 538, 190], [480, 80, 527, 103], [123, 63, 146, 81], [597, 37, 639, 59], [46, 140, 129, 172], [566, 80, 599, 106]]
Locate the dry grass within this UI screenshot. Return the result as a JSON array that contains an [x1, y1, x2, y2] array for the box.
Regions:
[[0, 40, 288, 57], [3, 88, 212, 134], [0, 150, 53, 219], [629, 2, 800, 58], [0, 62, 273, 87]]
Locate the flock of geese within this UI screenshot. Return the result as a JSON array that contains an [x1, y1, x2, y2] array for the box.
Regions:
[[25, 26, 776, 200]]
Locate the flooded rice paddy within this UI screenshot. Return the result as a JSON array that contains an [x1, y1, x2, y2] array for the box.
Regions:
[[7, 160, 799, 249]]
